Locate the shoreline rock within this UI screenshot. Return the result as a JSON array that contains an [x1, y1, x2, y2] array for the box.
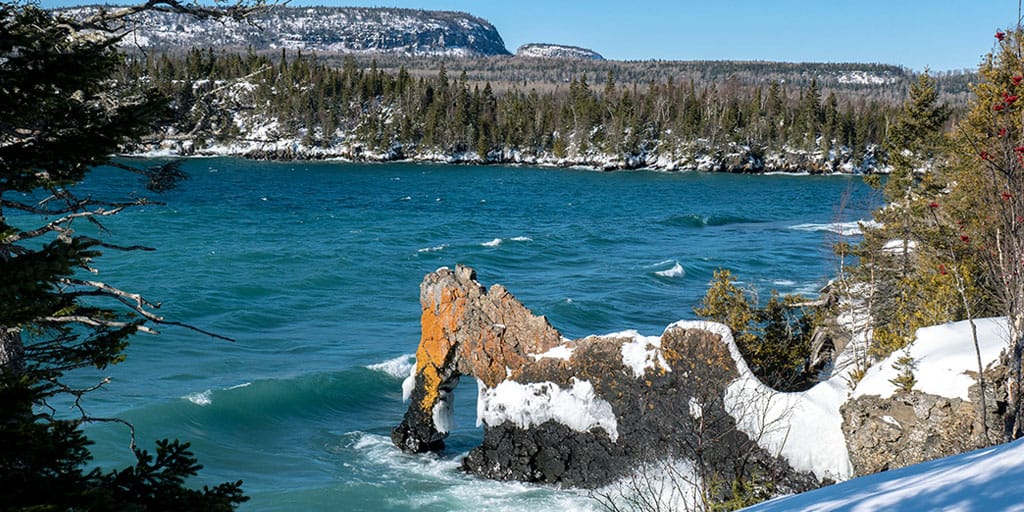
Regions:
[[393, 265, 822, 493], [127, 139, 886, 175]]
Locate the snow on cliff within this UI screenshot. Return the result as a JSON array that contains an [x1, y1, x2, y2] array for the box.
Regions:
[[515, 43, 605, 60], [853, 317, 1009, 401], [55, 6, 511, 56]]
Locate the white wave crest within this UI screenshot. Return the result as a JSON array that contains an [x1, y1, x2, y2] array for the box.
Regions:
[[366, 354, 416, 379], [655, 261, 685, 278], [417, 244, 448, 253], [510, 236, 532, 242], [184, 390, 212, 406], [482, 238, 502, 247], [789, 220, 881, 236], [343, 431, 597, 510]]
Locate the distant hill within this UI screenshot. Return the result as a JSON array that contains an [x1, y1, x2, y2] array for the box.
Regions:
[[54, 5, 974, 103], [55, 5, 511, 56], [515, 43, 604, 60]]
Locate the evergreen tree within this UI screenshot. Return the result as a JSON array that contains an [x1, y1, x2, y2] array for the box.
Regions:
[[0, 3, 252, 509], [694, 270, 816, 391], [858, 72, 955, 359]]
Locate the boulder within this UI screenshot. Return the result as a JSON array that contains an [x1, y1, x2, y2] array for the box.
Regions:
[[841, 364, 1009, 476]]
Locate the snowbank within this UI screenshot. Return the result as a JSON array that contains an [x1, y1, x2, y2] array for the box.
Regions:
[[853, 317, 1010, 401], [669, 320, 855, 482], [745, 438, 1024, 511]]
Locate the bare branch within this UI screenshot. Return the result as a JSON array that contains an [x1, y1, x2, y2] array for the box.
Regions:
[[1, 207, 125, 244]]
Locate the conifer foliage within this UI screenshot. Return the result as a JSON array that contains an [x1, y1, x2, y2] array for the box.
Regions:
[[122, 49, 898, 167], [844, 28, 1024, 443], [694, 270, 819, 392], [1, 3, 250, 509]]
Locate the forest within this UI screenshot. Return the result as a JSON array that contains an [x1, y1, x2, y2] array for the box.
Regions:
[[118, 48, 968, 169]]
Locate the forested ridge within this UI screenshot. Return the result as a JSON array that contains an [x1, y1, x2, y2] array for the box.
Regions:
[[121, 48, 971, 171]]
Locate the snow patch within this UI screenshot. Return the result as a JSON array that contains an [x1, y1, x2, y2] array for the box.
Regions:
[[618, 330, 671, 378], [745, 438, 1024, 511], [668, 320, 854, 481], [477, 378, 619, 442], [530, 344, 575, 361], [881, 239, 918, 254], [401, 360, 417, 402], [853, 317, 1010, 401], [432, 389, 453, 434]]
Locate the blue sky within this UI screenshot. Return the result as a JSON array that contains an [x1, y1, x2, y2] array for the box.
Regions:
[[40, 0, 1019, 70]]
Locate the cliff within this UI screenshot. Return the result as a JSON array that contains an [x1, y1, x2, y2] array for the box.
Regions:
[[56, 6, 511, 56]]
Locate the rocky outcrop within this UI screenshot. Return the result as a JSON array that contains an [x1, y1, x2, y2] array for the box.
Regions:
[[841, 365, 1009, 476], [393, 265, 820, 492], [515, 43, 604, 60]]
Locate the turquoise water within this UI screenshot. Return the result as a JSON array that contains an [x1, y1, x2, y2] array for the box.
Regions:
[[56, 159, 877, 510]]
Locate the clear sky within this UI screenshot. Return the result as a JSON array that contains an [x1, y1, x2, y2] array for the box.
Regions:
[[39, 0, 1022, 71]]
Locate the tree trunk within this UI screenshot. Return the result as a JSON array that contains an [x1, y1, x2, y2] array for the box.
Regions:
[[0, 326, 24, 374], [1011, 326, 1024, 440]]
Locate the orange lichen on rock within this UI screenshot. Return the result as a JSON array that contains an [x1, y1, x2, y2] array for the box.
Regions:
[[416, 284, 466, 412]]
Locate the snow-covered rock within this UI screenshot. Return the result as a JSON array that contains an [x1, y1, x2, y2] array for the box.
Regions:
[[515, 43, 604, 60], [55, 6, 511, 56]]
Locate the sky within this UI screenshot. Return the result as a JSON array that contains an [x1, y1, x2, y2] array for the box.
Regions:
[[39, 0, 1022, 71]]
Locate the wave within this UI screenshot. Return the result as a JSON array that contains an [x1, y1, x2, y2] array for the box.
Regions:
[[482, 238, 502, 247], [654, 261, 685, 278], [417, 244, 448, 253], [173, 368, 403, 415], [365, 354, 415, 379], [660, 213, 763, 228], [788, 220, 881, 236], [183, 389, 213, 406], [510, 236, 533, 242], [341, 432, 597, 510]]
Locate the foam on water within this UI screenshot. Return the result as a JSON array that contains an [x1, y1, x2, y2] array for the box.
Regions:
[[417, 244, 448, 253], [366, 354, 416, 379], [788, 220, 881, 236], [481, 238, 502, 247], [184, 389, 213, 406], [654, 261, 685, 278], [344, 432, 598, 511]]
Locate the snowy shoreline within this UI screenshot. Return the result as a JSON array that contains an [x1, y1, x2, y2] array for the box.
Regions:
[[125, 138, 887, 175]]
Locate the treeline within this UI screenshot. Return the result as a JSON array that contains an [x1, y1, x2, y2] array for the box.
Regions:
[[324, 54, 975, 104], [123, 48, 909, 164]]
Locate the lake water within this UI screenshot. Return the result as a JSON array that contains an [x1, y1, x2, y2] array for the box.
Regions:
[[57, 159, 877, 511]]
